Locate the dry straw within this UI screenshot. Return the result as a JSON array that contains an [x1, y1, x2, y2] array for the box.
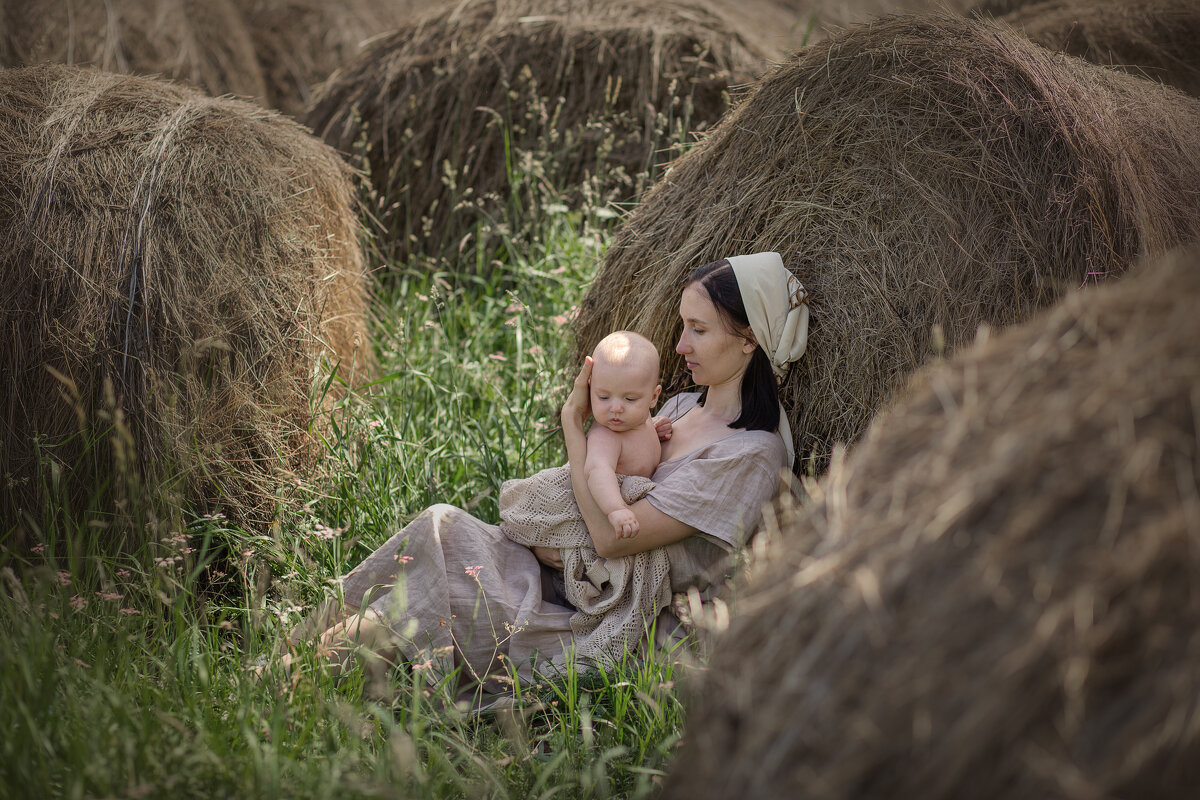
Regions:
[[0, 64, 371, 540], [306, 0, 777, 265], [242, 0, 418, 117], [663, 244, 1200, 800], [993, 0, 1200, 97], [0, 0, 267, 101], [576, 13, 1200, 474]]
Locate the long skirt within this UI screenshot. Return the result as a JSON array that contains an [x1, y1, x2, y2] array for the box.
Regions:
[[339, 504, 577, 686]]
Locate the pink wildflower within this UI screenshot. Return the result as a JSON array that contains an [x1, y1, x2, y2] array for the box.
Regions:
[[396, 555, 414, 564], [119, 608, 141, 616], [488, 353, 507, 361], [367, 420, 383, 428], [31, 543, 45, 554], [464, 565, 483, 579], [57, 571, 71, 587], [411, 659, 434, 672], [69, 596, 85, 611], [116, 569, 131, 579]]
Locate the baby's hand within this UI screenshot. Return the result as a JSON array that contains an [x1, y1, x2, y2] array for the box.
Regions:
[[608, 508, 639, 539], [652, 415, 673, 442]]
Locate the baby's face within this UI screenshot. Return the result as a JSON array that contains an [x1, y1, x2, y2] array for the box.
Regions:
[[590, 358, 661, 433]]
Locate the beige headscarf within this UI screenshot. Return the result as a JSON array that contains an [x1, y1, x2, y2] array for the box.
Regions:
[[727, 251, 810, 468]]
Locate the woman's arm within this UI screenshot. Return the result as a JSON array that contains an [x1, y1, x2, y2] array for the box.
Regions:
[[562, 358, 697, 558]]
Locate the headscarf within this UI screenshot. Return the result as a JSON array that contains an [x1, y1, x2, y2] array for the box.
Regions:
[[727, 251, 810, 468]]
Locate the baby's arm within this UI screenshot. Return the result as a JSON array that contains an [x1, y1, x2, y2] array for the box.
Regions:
[[585, 427, 639, 539]]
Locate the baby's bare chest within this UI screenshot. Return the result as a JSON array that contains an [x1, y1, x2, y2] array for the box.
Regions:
[[614, 422, 662, 478]]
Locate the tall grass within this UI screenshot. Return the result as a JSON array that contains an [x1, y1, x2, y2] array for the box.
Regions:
[[0, 201, 689, 798]]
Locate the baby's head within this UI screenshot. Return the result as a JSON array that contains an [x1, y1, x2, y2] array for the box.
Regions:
[[589, 331, 662, 433]]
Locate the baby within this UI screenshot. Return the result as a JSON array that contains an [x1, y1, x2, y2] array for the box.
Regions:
[[585, 331, 663, 539]]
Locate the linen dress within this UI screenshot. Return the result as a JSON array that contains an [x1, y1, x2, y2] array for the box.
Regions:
[[337, 393, 787, 685]]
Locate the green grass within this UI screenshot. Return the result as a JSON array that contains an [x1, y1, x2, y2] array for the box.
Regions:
[[0, 209, 689, 799]]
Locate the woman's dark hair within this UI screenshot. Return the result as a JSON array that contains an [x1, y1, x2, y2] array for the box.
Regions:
[[685, 259, 780, 432]]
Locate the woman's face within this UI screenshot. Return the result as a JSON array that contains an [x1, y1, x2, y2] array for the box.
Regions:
[[676, 283, 756, 389]]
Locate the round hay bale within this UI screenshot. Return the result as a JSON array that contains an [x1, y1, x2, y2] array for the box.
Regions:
[[575, 13, 1200, 474], [0, 64, 371, 539], [780, 0, 975, 31], [996, 0, 1200, 98], [662, 244, 1200, 800], [969, 0, 1036, 17], [706, 0, 815, 54], [243, 0, 419, 117], [305, 0, 777, 265], [0, 0, 267, 101]]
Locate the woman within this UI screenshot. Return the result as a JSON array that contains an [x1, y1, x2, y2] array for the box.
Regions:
[[300, 252, 809, 692]]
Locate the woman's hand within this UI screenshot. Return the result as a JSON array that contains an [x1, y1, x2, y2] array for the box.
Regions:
[[531, 546, 563, 570], [561, 356, 593, 429]]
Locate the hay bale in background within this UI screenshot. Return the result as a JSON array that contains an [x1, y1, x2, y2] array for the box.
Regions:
[[780, 0, 974, 31], [575, 14, 1200, 473], [0, 64, 371, 540], [706, 0, 815, 54], [243, 0, 418, 118], [969, 0, 1037, 16], [306, 0, 776, 265], [995, 0, 1200, 98], [662, 245, 1200, 800], [0, 0, 267, 101]]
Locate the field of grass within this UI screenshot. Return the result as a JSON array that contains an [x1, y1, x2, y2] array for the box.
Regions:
[[0, 207, 689, 799]]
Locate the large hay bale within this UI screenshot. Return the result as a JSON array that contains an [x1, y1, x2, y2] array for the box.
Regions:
[[306, 0, 776, 265], [663, 244, 1200, 800], [0, 0, 267, 101], [0, 64, 371, 539], [243, 0, 419, 117], [996, 0, 1200, 98], [575, 13, 1200, 473]]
